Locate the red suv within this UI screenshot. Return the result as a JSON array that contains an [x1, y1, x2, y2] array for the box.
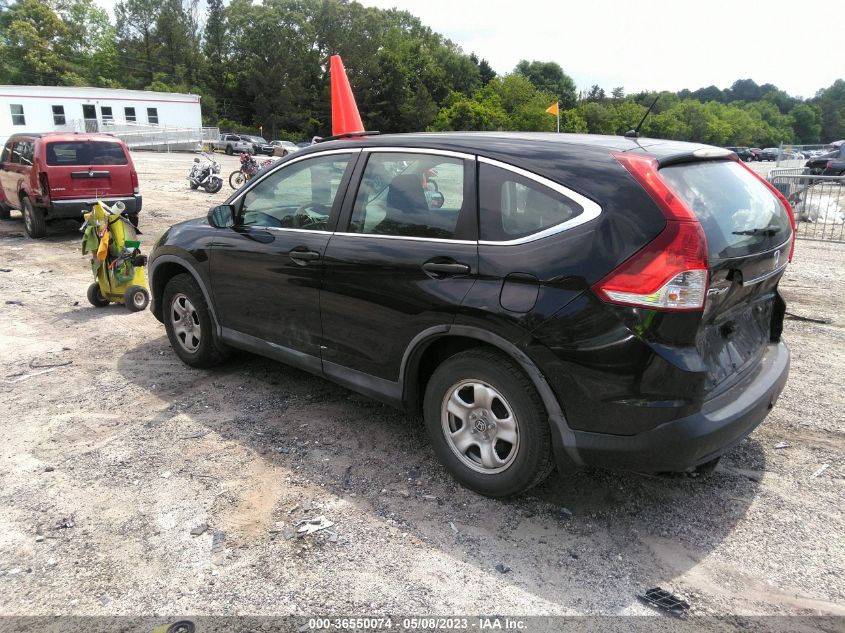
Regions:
[[0, 132, 141, 238]]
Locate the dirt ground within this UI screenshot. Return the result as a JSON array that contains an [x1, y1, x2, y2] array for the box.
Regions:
[[0, 150, 843, 620]]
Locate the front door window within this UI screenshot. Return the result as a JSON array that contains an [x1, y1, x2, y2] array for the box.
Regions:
[[240, 153, 354, 230]]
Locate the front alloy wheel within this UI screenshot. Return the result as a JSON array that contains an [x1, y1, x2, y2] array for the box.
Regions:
[[170, 292, 202, 353]]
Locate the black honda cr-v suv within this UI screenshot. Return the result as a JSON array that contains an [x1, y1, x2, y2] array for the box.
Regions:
[[149, 132, 793, 497]]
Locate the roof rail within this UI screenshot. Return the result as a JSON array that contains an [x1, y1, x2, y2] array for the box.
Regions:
[[313, 131, 380, 144]]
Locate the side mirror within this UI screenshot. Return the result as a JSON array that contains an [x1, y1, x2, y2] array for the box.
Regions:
[[208, 204, 235, 229]]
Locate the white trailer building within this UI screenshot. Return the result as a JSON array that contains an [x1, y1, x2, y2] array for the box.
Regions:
[[0, 85, 209, 150]]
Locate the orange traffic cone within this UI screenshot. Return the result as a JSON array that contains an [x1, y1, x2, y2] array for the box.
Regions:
[[330, 55, 365, 137]]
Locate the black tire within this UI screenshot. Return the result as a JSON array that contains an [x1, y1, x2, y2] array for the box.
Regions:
[[190, 182, 199, 190], [423, 348, 554, 497], [162, 273, 228, 368], [0, 203, 10, 220], [124, 285, 149, 312], [229, 171, 245, 189], [204, 177, 223, 194], [22, 196, 46, 238], [87, 282, 110, 308], [225, 145, 234, 155]]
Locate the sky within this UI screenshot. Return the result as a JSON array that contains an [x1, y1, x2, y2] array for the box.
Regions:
[[93, 0, 842, 99]]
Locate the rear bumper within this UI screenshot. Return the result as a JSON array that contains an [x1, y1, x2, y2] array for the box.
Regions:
[[48, 195, 142, 218], [563, 341, 789, 472]]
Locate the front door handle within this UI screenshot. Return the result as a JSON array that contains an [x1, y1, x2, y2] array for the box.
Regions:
[[289, 249, 321, 265], [422, 261, 471, 278]]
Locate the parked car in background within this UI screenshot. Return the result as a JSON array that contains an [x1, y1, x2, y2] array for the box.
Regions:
[[761, 147, 780, 161], [270, 140, 299, 157], [0, 132, 141, 238], [148, 132, 793, 497], [241, 135, 274, 156], [806, 145, 845, 175], [212, 134, 253, 156], [726, 146, 754, 162], [750, 148, 763, 161]]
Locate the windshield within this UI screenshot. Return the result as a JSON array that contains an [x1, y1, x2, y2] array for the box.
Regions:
[[660, 160, 791, 260], [247, 136, 268, 143]]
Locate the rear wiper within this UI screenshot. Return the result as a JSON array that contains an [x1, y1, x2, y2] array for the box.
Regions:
[[732, 225, 780, 236]]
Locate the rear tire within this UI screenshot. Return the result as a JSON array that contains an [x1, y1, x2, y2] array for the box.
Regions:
[[0, 203, 10, 220], [423, 348, 554, 497], [225, 145, 233, 156], [162, 273, 228, 368], [124, 285, 149, 312], [87, 282, 110, 308], [204, 178, 223, 194], [22, 196, 46, 238]]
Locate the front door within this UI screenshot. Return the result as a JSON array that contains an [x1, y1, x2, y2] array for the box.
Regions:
[[210, 150, 358, 362], [320, 149, 479, 382]]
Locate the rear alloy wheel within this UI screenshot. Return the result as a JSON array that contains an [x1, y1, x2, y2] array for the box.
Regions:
[[162, 273, 228, 368], [423, 349, 554, 497], [22, 196, 46, 238]]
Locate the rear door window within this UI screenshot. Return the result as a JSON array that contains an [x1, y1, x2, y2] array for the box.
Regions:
[[349, 152, 468, 239], [660, 160, 791, 259], [45, 141, 128, 166]]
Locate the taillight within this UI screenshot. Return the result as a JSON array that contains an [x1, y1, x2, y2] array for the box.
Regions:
[[39, 173, 50, 200], [592, 152, 709, 311], [732, 156, 796, 261], [130, 169, 139, 194]]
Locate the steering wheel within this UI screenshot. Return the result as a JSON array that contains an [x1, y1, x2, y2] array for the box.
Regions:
[[292, 202, 328, 228]]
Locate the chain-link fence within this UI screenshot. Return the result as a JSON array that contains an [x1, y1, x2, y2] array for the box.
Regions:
[[768, 168, 845, 242]]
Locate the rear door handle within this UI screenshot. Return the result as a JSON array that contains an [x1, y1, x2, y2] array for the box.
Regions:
[[422, 261, 471, 277], [289, 249, 321, 265]]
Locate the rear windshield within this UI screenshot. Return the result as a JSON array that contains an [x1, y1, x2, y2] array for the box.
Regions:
[[46, 141, 128, 166], [660, 160, 791, 259]]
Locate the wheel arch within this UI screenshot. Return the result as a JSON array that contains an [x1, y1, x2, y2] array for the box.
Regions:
[[401, 325, 583, 471], [149, 255, 219, 332]]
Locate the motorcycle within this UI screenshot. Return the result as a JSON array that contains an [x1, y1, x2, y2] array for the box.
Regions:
[[229, 152, 274, 189], [187, 153, 223, 193]]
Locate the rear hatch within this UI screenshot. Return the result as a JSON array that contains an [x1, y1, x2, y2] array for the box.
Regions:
[[44, 140, 133, 200], [659, 159, 792, 396]]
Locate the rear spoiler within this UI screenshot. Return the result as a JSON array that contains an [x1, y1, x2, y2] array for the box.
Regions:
[[657, 147, 734, 168]]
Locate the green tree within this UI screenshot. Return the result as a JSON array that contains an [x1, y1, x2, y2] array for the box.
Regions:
[[789, 103, 822, 144], [514, 59, 577, 108]]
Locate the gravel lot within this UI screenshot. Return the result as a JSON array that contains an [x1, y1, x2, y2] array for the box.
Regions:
[[0, 150, 843, 620]]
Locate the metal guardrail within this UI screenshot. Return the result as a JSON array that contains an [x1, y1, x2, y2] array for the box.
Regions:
[[768, 169, 845, 242], [56, 120, 219, 151]]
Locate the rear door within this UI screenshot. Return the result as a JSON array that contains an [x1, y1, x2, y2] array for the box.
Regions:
[[320, 148, 478, 383], [659, 159, 793, 395], [209, 149, 358, 361], [0, 139, 33, 208], [44, 140, 132, 200]]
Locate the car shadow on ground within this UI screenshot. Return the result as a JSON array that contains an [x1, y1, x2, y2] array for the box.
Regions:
[[0, 216, 87, 241], [116, 337, 766, 611]]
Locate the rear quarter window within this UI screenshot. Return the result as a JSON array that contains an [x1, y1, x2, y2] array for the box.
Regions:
[[659, 160, 791, 259], [45, 141, 128, 166]]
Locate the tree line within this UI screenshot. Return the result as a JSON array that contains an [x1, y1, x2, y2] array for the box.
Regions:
[[1, 0, 843, 145]]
